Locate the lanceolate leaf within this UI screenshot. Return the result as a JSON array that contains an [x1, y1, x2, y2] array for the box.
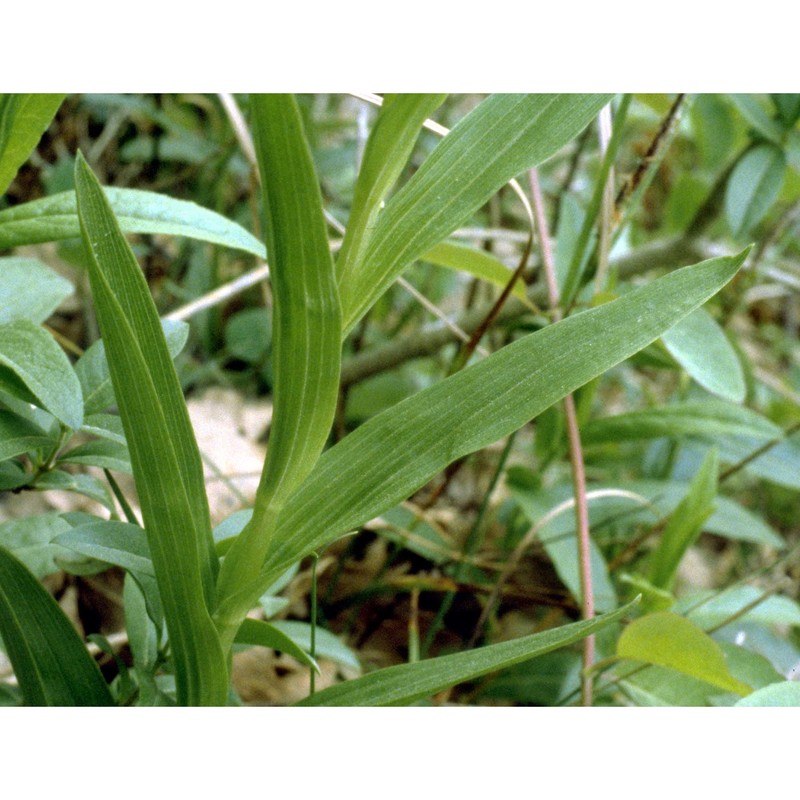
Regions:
[[217, 250, 747, 616], [0, 94, 65, 196], [340, 94, 613, 333], [299, 599, 638, 706], [0, 544, 114, 706], [215, 95, 342, 634], [74, 154, 227, 706], [336, 94, 447, 293], [0, 187, 266, 257], [234, 618, 318, 671]]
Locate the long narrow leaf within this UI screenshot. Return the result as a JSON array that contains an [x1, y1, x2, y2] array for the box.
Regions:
[[340, 94, 613, 333], [74, 154, 227, 706], [0, 94, 65, 195], [0, 187, 266, 257], [0, 544, 114, 706], [215, 95, 342, 637], [299, 599, 638, 706], [336, 94, 446, 295], [217, 250, 748, 617]]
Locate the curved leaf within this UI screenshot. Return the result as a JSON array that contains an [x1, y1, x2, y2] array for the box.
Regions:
[[0, 257, 73, 325], [0, 544, 114, 706], [724, 142, 786, 237], [661, 307, 745, 402], [0, 187, 266, 257], [234, 618, 318, 671], [0, 319, 83, 430], [735, 681, 800, 706], [75, 154, 227, 706], [299, 599, 638, 706]]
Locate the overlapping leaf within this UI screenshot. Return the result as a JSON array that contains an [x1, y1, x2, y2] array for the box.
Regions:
[[216, 251, 747, 616], [74, 154, 227, 706]]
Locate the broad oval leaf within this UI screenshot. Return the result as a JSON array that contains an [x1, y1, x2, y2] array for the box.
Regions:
[[298, 599, 638, 706], [0, 187, 266, 257], [0, 319, 83, 430], [0, 513, 73, 578], [724, 142, 786, 238], [0, 94, 65, 196], [661, 307, 745, 402], [0, 544, 114, 705], [0, 257, 73, 325], [617, 611, 752, 696], [218, 250, 747, 615], [0, 409, 54, 461]]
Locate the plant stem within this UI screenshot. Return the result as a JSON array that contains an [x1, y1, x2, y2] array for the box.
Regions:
[[529, 167, 595, 706]]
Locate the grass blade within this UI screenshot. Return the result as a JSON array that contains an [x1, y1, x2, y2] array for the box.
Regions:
[[74, 153, 227, 705], [215, 95, 342, 638], [340, 94, 613, 333], [0, 544, 114, 706], [217, 250, 748, 616], [298, 599, 638, 706]]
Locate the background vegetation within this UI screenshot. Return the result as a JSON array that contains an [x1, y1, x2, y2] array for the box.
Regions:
[[1, 93, 800, 706]]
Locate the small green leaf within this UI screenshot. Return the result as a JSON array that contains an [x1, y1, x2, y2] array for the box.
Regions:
[[724, 142, 786, 237], [0, 514, 73, 578], [33, 471, 116, 512], [735, 681, 800, 706], [0, 187, 266, 257], [269, 620, 361, 673], [771, 94, 800, 127], [728, 95, 785, 143], [75, 319, 189, 416], [299, 599, 637, 706], [617, 611, 752, 696], [0, 258, 73, 325], [0, 409, 54, 461], [0, 543, 114, 705], [661, 307, 746, 402], [421, 241, 529, 303], [0, 319, 83, 430], [55, 520, 154, 576], [57, 439, 131, 473], [677, 587, 800, 630], [234, 618, 318, 671], [0, 94, 65, 196], [649, 448, 719, 591]]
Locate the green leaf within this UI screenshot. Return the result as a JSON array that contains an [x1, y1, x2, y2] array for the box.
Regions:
[[735, 681, 800, 706], [81, 412, 126, 444], [0, 319, 83, 430], [0, 187, 266, 257], [724, 142, 786, 237], [0, 94, 65, 196], [269, 620, 361, 673], [677, 587, 800, 630], [215, 95, 342, 638], [74, 153, 227, 706], [0, 513, 73, 578], [421, 241, 529, 303], [336, 94, 447, 295], [0, 544, 114, 705], [582, 400, 781, 446], [661, 307, 745, 402], [771, 94, 800, 127], [75, 319, 189, 416], [298, 599, 637, 706], [0, 258, 73, 325], [228, 251, 748, 612], [617, 611, 752, 696], [55, 520, 154, 576], [234, 618, 318, 671], [57, 439, 131, 473], [0, 409, 54, 461], [339, 94, 613, 333], [649, 448, 719, 591], [728, 95, 785, 143]]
